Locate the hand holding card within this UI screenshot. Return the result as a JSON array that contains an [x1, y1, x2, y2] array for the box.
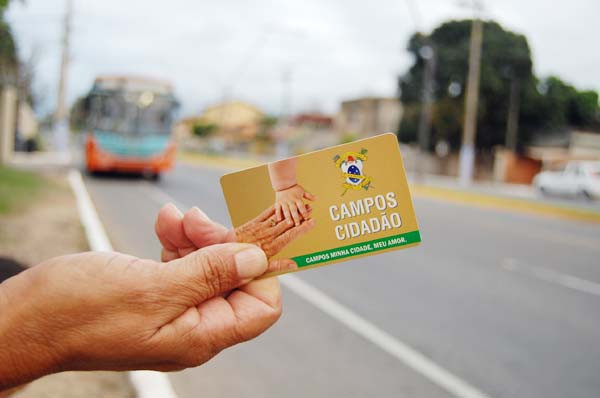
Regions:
[[155, 203, 315, 276], [221, 133, 422, 278]]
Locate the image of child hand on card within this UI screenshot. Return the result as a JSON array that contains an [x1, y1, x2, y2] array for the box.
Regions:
[[268, 157, 316, 226], [221, 133, 421, 279]]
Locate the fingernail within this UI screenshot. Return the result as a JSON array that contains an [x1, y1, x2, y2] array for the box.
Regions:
[[235, 246, 267, 280], [165, 202, 183, 217], [191, 206, 210, 221]]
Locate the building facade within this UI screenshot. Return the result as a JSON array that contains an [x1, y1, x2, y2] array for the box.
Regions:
[[336, 97, 402, 137]]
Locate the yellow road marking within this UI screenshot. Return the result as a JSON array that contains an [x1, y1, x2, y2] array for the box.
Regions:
[[178, 151, 600, 224], [178, 151, 260, 171], [411, 184, 600, 224]]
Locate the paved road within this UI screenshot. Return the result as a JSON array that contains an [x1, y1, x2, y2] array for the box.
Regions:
[[83, 163, 600, 398]]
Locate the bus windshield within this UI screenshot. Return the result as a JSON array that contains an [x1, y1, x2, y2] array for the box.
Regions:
[[89, 91, 176, 136]]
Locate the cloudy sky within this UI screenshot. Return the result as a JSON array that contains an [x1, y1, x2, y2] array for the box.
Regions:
[[7, 0, 600, 117]]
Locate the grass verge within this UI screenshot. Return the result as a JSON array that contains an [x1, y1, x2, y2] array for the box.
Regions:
[[0, 166, 46, 214]]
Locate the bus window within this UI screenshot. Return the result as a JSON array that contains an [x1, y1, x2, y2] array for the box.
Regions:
[[87, 92, 176, 136], [137, 100, 175, 135]]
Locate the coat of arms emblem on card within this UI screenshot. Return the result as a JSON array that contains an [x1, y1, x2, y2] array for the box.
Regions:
[[332, 148, 372, 195]]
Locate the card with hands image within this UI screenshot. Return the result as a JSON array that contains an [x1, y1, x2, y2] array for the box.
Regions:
[[220, 133, 421, 278]]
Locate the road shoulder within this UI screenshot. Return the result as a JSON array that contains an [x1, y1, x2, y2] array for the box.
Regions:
[[0, 167, 135, 398]]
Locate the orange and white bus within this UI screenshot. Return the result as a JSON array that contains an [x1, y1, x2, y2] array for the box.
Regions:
[[84, 75, 178, 179]]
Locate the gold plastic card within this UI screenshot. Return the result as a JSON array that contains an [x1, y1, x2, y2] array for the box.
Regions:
[[220, 133, 421, 278]]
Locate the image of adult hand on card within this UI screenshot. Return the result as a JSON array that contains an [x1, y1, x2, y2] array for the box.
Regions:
[[230, 158, 317, 275], [221, 133, 421, 278], [233, 204, 316, 275]]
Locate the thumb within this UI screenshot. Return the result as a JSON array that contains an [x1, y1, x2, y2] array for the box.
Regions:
[[165, 243, 267, 302]]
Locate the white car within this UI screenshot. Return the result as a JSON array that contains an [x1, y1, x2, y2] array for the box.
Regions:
[[533, 161, 600, 199]]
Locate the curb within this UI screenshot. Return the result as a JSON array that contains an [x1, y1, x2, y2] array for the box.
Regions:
[[178, 152, 600, 224], [178, 151, 261, 171], [411, 184, 600, 224], [67, 169, 178, 398]]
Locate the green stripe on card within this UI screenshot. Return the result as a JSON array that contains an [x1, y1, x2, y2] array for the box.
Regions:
[[292, 230, 421, 267]]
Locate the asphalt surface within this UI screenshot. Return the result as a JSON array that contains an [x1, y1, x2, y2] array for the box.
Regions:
[[83, 162, 600, 398]]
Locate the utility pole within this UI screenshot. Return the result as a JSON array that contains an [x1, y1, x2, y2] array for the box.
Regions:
[[0, 86, 17, 165], [53, 0, 72, 153], [458, 7, 483, 186], [416, 44, 436, 180], [505, 77, 520, 151], [403, 0, 434, 179]]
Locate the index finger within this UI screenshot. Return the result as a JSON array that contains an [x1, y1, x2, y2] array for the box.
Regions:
[[186, 277, 282, 357], [155, 203, 194, 252], [182, 207, 232, 249], [228, 276, 282, 333]]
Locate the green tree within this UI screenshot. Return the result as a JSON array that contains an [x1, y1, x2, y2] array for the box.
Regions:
[[398, 19, 599, 152], [399, 20, 534, 152], [1, 0, 36, 107], [257, 115, 277, 142], [519, 76, 599, 136], [571, 90, 599, 127], [192, 122, 217, 138], [0, 0, 18, 86]]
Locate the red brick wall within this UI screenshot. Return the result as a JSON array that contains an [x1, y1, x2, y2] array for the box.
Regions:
[[505, 153, 542, 184]]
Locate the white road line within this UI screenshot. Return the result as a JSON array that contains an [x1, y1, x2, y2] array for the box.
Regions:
[[502, 258, 600, 297], [280, 274, 491, 398], [128, 371, 178, 398], [140, 181, 188, 211], [148, 185, 492, 398], [67, 170, 112, 252], [67, 169, 178, 398]]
